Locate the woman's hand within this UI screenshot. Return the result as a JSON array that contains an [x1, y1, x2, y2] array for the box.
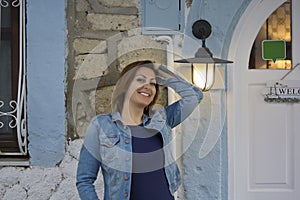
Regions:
[[155, 65, 186, 86]]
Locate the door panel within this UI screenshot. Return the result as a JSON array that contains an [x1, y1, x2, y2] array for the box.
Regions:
[[248, 84, 294, 189], [236, 70, 300, 200]]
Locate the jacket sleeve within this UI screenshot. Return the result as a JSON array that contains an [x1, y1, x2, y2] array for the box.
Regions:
[[158, 65, 203, 128], [76, 118, 101, 200]]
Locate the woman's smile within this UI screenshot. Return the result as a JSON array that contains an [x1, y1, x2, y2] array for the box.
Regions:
[[137, 90, 152, 97]]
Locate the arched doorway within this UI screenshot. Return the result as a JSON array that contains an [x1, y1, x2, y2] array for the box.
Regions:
[[228, 0, 300, 199]]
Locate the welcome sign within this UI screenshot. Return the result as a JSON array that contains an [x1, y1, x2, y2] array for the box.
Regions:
[[264, 80, 300, 103]]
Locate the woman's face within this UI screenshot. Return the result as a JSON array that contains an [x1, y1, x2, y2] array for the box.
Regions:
[[126, 67, 157, 109]]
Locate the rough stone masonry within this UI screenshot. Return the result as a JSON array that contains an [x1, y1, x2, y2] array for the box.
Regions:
[[0, 139, 182, 200], [0, 139, 103, 200]]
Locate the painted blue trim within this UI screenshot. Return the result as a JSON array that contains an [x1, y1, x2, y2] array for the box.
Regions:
[[26, 0, 66, 167]]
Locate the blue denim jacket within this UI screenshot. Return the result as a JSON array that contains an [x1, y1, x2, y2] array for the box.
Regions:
[[76, 73, 203, 200]]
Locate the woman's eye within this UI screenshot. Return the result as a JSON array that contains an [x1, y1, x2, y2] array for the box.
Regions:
[[136, 78, 145, 83], [135, 77, 156, 86]]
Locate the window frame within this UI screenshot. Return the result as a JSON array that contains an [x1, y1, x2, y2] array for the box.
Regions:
[[0, 0, 27, 160], [249, 0, 292, 70]]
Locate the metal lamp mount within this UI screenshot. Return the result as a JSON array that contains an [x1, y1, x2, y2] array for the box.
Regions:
[[175, 19, 233, 91]]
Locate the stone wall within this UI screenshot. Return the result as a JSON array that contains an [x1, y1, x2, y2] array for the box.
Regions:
[[67, 0, 168, 138], [0, 140, 103, 200], [65, 1, 187, 199]]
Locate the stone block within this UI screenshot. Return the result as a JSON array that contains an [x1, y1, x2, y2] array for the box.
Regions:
[[0, 167, 23, 187], [73, 38, 106, 55], [94, 86, 114, 114], [60, 154, 78, 178], [2, 184, 27, 200], [50, 177, 80, 200], [117, 48, 167, 72], [0, 139, 88, 199], [67, 139, 83, 160], [0, 184, 6, 199], [99, 0, 136, 8], [74, 53, 108, 79], [76, 0, 91, 11], [117, 35, 167, 68], [18, 167, 63, 199], [76, 120, 90, 138], [87, 13, 139, 31]]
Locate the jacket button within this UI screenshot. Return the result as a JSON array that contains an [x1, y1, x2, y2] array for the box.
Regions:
[[124, 175, 129, 180], [108, 141, 113, 146], [124, 193, 128, 198], [125, 139, 129, 144], [123, 125, 127, 129], [125, 157, 130, 161]]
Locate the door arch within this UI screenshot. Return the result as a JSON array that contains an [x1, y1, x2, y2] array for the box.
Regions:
[[228, 0, 300, 199]]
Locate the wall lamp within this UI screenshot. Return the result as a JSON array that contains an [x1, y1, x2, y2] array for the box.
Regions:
[[175, 19, 233, 91]]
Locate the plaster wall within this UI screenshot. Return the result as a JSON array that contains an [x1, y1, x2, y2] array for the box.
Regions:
[[181, 0, 251, 199], [26, 0, 66, 166]]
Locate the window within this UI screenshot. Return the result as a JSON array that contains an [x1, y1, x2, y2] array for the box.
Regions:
[[142, 0, 184, 34], [0, 0, 27, 159], [249, 0, 291, 69]]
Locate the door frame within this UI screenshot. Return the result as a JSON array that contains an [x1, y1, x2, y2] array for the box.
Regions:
[[227, 0, 287, 199]]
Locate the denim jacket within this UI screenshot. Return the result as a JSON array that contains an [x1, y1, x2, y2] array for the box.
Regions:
[[76, 72, 203, 200]]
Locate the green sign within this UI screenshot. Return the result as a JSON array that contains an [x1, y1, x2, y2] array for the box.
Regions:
[[262, 40, 286, 63]]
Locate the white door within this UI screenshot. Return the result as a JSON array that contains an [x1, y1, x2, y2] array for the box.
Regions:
[[228, 0, 300, 200]]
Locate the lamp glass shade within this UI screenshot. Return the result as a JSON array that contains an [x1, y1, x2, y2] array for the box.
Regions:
[[192, 63, 215, 91]]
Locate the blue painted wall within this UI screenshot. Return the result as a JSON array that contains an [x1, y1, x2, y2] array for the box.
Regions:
[[26, 0, 66, 167], [182, 0, 251, 199]]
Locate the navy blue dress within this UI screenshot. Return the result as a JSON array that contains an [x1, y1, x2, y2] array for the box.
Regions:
[[129, 125, 174, 200]]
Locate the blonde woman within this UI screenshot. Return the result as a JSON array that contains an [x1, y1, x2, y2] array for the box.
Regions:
[[76, 61, 203, 200]]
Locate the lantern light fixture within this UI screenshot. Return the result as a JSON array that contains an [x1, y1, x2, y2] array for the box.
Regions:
[[175, 19, 233, 91]]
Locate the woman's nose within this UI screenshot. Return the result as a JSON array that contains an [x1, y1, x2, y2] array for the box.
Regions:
[[143, 82, 151, 89], [143, 83, 150, 88]]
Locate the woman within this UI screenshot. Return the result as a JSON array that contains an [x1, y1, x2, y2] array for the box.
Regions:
[[76, 61, 203, 199]]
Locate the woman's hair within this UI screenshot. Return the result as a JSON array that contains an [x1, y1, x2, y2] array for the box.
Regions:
[[111, 60, 159, 116]]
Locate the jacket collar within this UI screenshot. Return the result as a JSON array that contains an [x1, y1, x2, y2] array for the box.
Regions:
[[111, 112, 151, 124], [111, 112, 122, 122], [111, 109, 166, 129]]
